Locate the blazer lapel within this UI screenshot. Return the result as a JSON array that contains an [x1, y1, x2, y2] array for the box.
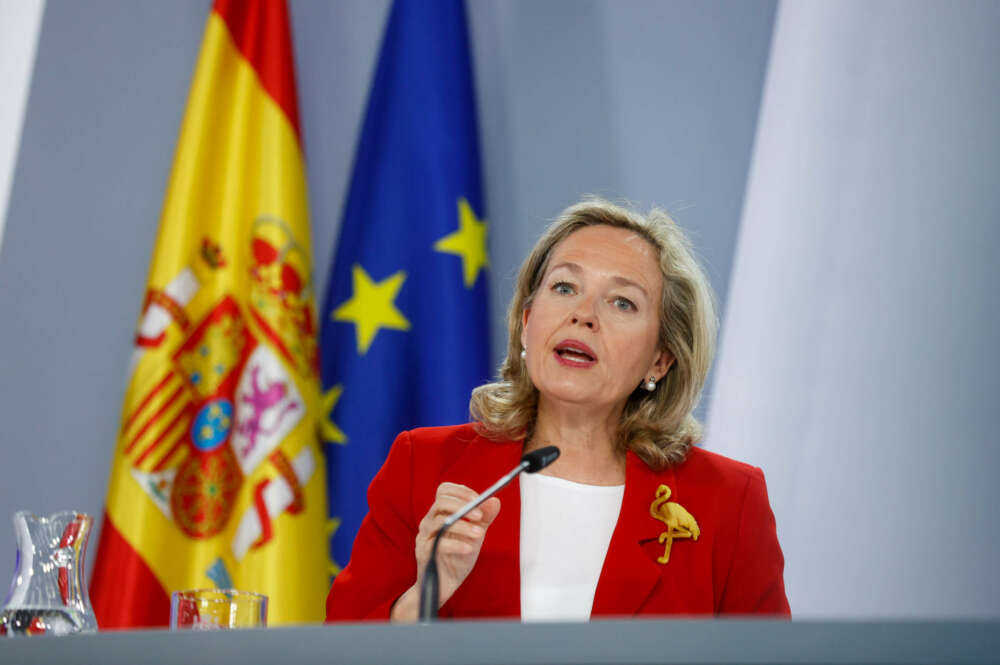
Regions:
[[591, 451, 676, 617]]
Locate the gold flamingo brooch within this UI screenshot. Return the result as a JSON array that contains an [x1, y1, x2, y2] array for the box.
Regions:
[[649, 484, 700, 564]]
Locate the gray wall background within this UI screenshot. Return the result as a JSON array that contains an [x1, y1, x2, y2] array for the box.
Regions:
[[0, 0, 774, 611]]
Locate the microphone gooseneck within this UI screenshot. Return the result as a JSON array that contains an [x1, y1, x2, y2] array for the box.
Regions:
[[417, 445, 560, 622]]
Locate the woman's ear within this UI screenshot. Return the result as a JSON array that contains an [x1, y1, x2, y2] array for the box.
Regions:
[[650, 349, 675, 381], [520, 308, 531, 348]]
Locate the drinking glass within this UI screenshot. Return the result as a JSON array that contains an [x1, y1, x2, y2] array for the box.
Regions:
[[170, 589, 267, 630]]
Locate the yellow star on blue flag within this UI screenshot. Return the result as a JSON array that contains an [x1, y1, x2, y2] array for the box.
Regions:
[[332, 265, 411, 354], [434, 197, 489, 288], [320, 385, 347, 444]]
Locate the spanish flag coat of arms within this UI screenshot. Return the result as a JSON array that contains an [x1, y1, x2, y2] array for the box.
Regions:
[[90, 0, 327, 627]]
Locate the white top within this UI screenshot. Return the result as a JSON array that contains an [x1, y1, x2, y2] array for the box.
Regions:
[[519, 473, 625, 621]]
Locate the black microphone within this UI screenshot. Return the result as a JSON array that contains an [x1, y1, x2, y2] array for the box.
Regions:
[[418, 445, 559, 622]]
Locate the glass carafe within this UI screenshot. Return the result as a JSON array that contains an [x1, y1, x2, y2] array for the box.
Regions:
[[0, 511, 98, 636]]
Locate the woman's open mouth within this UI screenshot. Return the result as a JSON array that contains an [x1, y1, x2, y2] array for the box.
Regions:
[[553, 340, 597, 367]]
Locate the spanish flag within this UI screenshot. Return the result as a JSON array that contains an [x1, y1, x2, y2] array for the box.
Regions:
[[90, 0, 327, 627]]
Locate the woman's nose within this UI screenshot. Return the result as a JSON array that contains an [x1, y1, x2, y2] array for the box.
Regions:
[[570, 301, 598, 330]]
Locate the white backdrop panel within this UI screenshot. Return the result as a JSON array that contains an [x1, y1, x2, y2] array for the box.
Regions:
[[708, 0, 1000, 618]]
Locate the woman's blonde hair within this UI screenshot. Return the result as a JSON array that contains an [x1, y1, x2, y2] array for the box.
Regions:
[[470, 197, 718, 469]]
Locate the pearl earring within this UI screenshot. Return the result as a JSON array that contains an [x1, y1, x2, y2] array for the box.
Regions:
[[644, 377, 656, 392], [520, 348, 527, 360]]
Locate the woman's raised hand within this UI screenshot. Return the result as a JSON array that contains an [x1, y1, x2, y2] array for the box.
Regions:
[[390, 482, 501, 621]]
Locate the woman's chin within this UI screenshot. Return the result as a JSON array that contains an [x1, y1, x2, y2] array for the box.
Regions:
[[538, 385, 616, 411]]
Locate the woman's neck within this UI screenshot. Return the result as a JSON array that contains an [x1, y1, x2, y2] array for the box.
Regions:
[[525, 398, 626, 486]]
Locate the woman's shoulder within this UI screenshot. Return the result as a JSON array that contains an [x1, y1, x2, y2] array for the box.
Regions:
[[388, 423, 522, 501], [670, 445, 765, 496], [404, 422, 484, 445], [395, 422, 520, 471], [683, 445, 759, 476]]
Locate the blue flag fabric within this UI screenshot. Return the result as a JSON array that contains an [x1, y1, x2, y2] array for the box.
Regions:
[[319, 0, 490, 573]]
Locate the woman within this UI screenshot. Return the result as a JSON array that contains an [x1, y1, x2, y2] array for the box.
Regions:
[[326, 198, 790, 621]]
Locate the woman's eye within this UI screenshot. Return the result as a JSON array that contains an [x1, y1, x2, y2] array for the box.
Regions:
[[613, 296, 636, 312], [552, 281, 575, 295]]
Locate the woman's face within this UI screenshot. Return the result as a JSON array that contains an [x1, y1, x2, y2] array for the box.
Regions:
[[521, 225, 673, 413]]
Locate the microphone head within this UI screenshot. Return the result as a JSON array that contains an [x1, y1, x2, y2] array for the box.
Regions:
[[522, 446, 560, 473]]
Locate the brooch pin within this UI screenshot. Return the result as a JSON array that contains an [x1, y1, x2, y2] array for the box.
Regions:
[[649, 484, 700, 563]]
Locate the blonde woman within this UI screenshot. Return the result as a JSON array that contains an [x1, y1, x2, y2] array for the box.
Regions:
[[326, 198, 789, 621]]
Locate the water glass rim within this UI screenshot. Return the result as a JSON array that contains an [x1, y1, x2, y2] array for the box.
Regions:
[[171, 588, 267, 601]]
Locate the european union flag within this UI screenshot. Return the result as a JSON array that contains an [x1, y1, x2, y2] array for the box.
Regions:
[[319, 0, 490, 573]]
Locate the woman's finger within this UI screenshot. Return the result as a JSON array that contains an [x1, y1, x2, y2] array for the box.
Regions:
[[475, 497, 501, 526], [435, 482, 479, 502], [429, 494, 477, 514], [436, 538, 476, 556], [424, 496, 485, 525], [435, 520, 484, 542], [418, 496, 465, 527], [418, 511, 486, 542]]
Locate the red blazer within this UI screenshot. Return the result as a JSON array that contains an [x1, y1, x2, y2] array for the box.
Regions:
[[325, 423, 790, 620]]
